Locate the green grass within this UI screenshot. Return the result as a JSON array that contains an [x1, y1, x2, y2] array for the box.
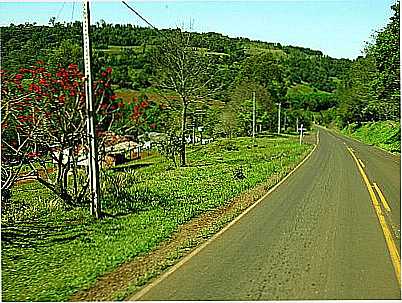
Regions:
[[245, 45, 287, 58], [286, 83, 315, 95], [342, 121, 400, 153], [2, 136, 312, 301], [95, 45, 145, 55]]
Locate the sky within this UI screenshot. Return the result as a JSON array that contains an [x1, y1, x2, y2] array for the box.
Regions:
[[0, 0, 396, 59]]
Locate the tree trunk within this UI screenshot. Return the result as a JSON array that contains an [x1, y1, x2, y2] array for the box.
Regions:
[[180, 100, 188, 167]]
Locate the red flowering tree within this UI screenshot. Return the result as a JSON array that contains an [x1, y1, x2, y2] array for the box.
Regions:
[[1, 61, 122, 207], [114, 93, 163, 137]]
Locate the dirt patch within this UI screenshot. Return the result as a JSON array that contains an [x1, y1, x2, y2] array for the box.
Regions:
[[70, 140, 316, 301]]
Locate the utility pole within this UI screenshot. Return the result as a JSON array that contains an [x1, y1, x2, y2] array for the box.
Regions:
[[83, 0, 101, 219], [296, 117, 299, 133], [252, 92, 256, 139], [277, 102, 281, 135]]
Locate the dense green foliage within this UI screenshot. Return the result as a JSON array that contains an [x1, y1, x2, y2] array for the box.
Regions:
[[1, 19, 352, 136], [312, 1, 400, 154], [1, 1, 399, 299], [2, 136, 312, 301], [2, 3, 399, 135], [332, 1, 400, 127], [342, 121, 400, 153]]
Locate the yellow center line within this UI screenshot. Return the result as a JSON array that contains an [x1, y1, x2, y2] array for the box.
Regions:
[[358, 158, 365, 168], [373, 182, 392, 213], [347, 147, 401, 287]]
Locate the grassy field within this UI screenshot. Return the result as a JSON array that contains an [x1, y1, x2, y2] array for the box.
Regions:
[[342, 121, 400, 153], [2, 136, 313, 301]]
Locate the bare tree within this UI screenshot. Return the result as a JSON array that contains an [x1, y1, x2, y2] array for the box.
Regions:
[[153, 29, 221, 166]]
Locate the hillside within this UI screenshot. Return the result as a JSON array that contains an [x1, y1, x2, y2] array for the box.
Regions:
[[1, 23, 351, 93]]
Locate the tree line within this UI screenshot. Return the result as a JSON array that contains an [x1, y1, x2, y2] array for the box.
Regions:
[[1, 1, 399, 216], [322, 1, 400, 127]]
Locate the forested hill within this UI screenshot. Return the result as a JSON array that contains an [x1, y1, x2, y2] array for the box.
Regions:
[[1, 1, 399, 137], [1, 21, 351, 95]]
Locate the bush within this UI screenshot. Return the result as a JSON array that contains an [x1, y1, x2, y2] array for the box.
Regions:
[[342, 121, 400, 153], [101, 170, 171, 215], [218, 140, 239, 151]]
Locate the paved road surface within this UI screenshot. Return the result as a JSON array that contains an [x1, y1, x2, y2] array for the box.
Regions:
[[133, 127, 401, 300]]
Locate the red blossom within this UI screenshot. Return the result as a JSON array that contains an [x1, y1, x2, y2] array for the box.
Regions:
[[15, 74, 24, 80], [101, 72, 107, 78], [106, 67, 112, 74], [29, 83, 41, 93], [26, 151, 39, 158], [140, 101, 149, 108]]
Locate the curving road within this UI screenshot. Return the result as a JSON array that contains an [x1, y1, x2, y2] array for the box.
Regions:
[[132, 127, 401, 300]]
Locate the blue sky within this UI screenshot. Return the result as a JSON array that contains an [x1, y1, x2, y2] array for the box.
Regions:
[[0, 0, 396, 59]]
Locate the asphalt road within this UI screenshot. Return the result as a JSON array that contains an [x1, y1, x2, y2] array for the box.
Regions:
[[133, 127, 401, 300]]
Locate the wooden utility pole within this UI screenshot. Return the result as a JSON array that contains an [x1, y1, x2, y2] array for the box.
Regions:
[[252, 92, 256, 139], [83, 0, 101, 219]]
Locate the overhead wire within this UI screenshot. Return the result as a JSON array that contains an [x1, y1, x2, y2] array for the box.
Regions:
[[71, 1, 75, 22], [55, 1, 66, 23], [121, 1, 169, 40]]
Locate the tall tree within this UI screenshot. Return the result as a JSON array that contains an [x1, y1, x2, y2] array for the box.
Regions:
[[369, 1, 400, 119], [153, 29, 220, 166], [337, 56, 378, 125], [238, 53, 288, 103]]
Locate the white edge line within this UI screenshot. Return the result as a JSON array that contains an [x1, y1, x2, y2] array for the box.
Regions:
[[130, 131, 320, 301]]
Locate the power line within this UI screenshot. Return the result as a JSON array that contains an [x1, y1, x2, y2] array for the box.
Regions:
[[121, 1, 168, 40], [121, 1, 159, 31], [71, 1, 75, 22], [55, 1, 66, 23]]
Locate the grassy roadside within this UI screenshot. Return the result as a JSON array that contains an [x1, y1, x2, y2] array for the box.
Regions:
[[2, 136, 313, 301], [341, 121, 400, 154]]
